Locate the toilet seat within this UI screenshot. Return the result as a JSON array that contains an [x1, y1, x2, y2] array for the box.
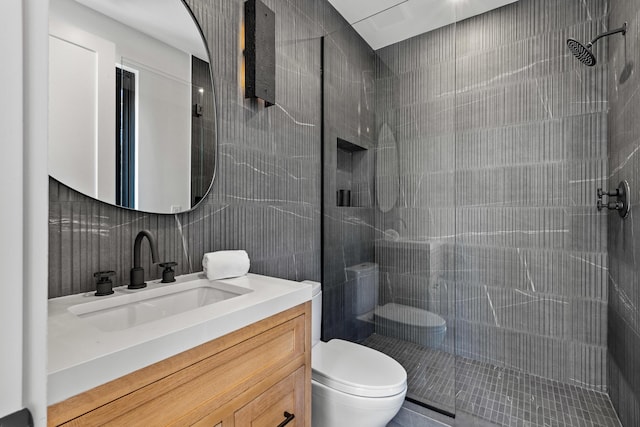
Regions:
[[312, 339, 407, 398]]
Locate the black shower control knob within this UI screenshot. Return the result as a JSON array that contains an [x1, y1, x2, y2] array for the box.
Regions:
[[596, 181, 630, 218], [609, 201, 623, 210], [598, 200, 622, 211], [597, 188, 620, 198]]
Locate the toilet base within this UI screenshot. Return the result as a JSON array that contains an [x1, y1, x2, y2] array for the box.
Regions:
[[311, 379, 406, 427]]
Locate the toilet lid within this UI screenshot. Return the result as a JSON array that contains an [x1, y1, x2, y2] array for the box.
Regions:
[[312, 339, 407, 398]]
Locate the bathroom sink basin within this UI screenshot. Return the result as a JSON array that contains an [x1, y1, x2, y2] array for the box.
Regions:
[[48, 272, 313, 405], [68, 279, 252, 332]]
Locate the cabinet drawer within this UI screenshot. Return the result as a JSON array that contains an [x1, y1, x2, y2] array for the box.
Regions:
[[59, 313, 306, 426], [234, 366, 305, 427]]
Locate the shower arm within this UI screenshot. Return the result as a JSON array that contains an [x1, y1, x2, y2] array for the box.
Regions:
[[588, 22, 627, 46]]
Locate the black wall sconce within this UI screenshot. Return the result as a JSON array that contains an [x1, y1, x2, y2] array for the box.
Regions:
[[244, 0, 275, 107]]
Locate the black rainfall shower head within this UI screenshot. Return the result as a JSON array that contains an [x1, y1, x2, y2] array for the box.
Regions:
[[567, 22, 627, 67], [567, 38, 596, 66]]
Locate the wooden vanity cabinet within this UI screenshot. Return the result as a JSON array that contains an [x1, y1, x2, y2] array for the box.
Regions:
[[48, 302, 311, 427]]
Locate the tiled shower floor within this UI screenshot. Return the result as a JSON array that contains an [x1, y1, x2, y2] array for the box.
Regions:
[[362, 334, 621, 427]]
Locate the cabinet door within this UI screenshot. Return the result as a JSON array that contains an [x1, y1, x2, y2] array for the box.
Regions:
[[191, 414, 231, 427], [234, 366, 305, 427]]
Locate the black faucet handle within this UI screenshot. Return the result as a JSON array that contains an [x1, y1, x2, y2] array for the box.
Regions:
[[94, 270, 115, 296], [160, 262, 177, 283], [93, 270, 115, 281], [159, 262, 178, 268]]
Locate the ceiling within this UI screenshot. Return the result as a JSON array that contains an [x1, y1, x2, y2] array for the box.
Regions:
[[327, 0, 519, 50], [75, 0, 208, 60]]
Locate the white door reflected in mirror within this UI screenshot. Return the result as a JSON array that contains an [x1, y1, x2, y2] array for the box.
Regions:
[[48, 0, 216, 214]]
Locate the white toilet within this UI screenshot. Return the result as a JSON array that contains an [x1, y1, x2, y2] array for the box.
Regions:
[[303, 281, 407, 427]]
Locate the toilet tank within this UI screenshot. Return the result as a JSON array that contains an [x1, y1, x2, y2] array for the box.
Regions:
[[345, 262, 379, 316], [302, 280, 322, 347]]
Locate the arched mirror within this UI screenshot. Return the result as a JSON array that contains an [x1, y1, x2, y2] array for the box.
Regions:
[[48, 0, 216, 214], [375, 122, 399, 213]]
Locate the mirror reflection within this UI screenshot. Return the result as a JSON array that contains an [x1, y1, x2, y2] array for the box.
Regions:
[[375, 122, 399, 213], [48, 0, 216, 214]]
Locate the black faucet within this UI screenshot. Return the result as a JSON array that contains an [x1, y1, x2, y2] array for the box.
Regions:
[[129, 230, 160, 289]]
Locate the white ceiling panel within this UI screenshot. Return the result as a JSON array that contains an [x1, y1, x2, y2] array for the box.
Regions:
[[330, 0, 408, 24], [329, 0, 519, 50]]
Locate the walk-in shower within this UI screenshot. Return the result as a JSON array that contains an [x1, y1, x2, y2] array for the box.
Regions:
[[322, 0, 629, 425]]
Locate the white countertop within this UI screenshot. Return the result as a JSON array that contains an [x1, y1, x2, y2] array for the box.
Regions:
[[47, 273, 312, 405]]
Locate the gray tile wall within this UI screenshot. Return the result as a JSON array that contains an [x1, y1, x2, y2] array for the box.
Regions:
[[607, 0, 640, 424], [374, 0, 610, 390], [49, 0, 360, 298]]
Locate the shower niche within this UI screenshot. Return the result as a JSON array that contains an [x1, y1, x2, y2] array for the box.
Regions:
[[335, 138, 372, 207]]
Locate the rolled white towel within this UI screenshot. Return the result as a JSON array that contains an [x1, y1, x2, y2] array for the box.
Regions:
[[202, 250, 250, 280]]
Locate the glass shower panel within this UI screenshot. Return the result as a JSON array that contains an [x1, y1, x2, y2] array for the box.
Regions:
[[321, 25, 377, 344], [322, 0, 614, 424], [321, 2, 459, 415], [453, 1, 609, 425], [368, 17, 458, 415]]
